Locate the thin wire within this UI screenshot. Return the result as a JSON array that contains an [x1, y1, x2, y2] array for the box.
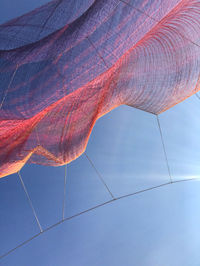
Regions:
[[86, 36, 109, 68], [37, 0, 63, 38], [87, 0, 200, 76], [62, 164, 67, 220], [18, 172, 43, 233], [85, 0, 200, 90], [117, 177, 200, 200], [85, 1, 122, 66], [116, 182, 171, 200], [119, 0, 200, 50], [0, 65, 18, 110], [196, 93, 200, 101], [84, 153, 115, 199], [119, 0, 159, 21], [1, 0, 200, 260], [1, 177, 199, 260], [156, 115, 173, 183]]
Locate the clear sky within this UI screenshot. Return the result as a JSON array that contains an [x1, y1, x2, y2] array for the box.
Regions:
[[1, 1, 200, 265]]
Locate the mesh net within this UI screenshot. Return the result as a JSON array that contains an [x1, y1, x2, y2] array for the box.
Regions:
[[0, 0, 200, 177]]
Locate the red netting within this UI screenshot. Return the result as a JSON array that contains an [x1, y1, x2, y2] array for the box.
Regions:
[[0, 0, 200, 177]]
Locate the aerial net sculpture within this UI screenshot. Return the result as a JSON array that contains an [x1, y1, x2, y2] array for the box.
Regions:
[[1, 0, 200, 261], [0, 0, 200, 178]]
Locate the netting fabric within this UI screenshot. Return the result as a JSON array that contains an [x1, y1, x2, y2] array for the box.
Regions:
[[0, 0, 200, 177]]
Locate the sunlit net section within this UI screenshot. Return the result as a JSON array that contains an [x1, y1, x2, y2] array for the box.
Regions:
[[0, 0, 200, 178], [1, 96, 200, 259]]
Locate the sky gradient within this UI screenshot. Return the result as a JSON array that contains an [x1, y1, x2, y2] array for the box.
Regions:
[[1, 1, 200, 265]]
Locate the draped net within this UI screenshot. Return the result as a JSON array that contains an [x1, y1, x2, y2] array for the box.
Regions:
[[0, 0, 200, 177]]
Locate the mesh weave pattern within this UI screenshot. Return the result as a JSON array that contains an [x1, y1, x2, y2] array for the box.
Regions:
[[0, 0, 200, 177]]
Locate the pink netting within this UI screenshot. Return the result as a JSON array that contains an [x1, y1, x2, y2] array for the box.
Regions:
[[0, 0, 200, 177]]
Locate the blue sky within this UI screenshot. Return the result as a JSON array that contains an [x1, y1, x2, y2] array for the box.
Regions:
[[1, 1, 200, 265]]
